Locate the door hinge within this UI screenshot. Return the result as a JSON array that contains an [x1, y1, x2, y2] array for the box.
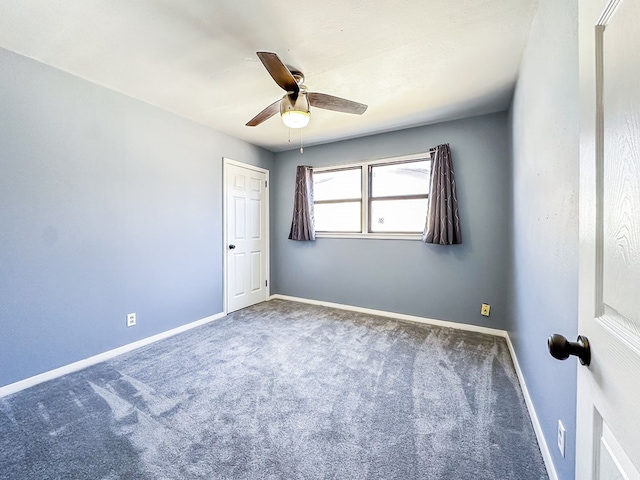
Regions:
[[265, 280, 268, 287], [265, 180, 268, 188]]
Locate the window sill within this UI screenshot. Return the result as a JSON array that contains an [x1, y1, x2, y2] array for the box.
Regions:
[[315, 233, 423, 241]]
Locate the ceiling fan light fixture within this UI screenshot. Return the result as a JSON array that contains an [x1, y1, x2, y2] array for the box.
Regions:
[[281, 110, 310, 129], [280, 91, 310, 129]]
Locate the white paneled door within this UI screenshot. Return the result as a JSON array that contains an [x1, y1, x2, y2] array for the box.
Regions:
[[225, 160, 269, 313], [577, 0, 640, 478]]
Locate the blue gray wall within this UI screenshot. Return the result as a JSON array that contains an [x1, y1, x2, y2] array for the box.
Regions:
[[509, 0, 579, 478], [272, 113, 511, 330], [0, 47, 274, 387]]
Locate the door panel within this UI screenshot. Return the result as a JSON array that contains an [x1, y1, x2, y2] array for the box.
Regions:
[[233, 197, 246, 239], [250, 198, 262, 239], [250, 251, 262, 292], [602, 0, 640, 329], [225, 161, 268, 313], [578, 0, 640, 478], [250, 176, 262, 194], [596, 413, 638, 480], [232, 253, 245, 297]]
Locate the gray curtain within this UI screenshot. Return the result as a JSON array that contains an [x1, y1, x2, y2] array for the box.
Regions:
[[422, 144, 462, 245], [288, 165, 316, 241]]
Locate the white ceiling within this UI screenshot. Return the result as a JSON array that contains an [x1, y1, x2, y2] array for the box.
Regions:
[[0, 0, 538, 152]]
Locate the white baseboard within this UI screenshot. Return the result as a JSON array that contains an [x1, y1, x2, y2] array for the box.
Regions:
[[270, 294, 508, 338], [504, 335, 559, 480], [270, 294, 558, 480], [0, 312, 226, 399]]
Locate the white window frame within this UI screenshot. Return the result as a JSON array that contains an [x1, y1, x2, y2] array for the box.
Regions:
[[313, 152, 432, 240]]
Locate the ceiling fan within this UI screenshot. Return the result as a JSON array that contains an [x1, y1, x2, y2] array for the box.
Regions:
[[246, 51, 368, 129]]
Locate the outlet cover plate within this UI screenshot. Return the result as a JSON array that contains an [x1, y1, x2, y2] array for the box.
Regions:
[[127, 313, 136, 327], [481, 303, 491, 316], [557, 420, 566, 457]]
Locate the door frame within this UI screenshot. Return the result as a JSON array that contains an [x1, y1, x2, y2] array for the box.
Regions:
[[222, 157, 270, 314]]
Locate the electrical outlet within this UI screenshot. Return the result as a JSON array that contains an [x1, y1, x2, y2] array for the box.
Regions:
[[481, 303, 491, 316], [557, 420, 566, 457], [127, 313, 136, 327]]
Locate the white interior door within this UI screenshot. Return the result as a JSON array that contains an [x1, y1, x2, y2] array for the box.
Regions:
[[224, 160, 269, 313], [577, 0, 640, 478]]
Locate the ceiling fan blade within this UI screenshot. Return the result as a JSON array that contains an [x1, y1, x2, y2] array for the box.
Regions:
[[246, 99, 281, 126], [256, 52, 299, 94], [308, 92, 368, 115]]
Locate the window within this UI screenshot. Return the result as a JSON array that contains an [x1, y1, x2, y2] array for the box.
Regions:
[[369, 160, 430, 233], [313, 167, 362, 232], [313, 153, 432, 237]]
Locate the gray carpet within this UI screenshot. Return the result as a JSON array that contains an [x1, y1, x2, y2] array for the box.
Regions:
[[0, 299, 548, 479]]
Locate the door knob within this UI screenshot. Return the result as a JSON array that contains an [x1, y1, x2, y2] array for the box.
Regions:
[[548, 333, 591, 366], [228, 244, 236, 249]]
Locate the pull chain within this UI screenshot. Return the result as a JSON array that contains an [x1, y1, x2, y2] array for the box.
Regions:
[[300, 128, 304, 154]]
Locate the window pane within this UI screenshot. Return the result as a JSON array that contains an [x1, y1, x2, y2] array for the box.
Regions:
[[370, 199, 428, 233], [370, 160, 430, 198], [314, 168, 361, 201], [315, 202, 361, 232]]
